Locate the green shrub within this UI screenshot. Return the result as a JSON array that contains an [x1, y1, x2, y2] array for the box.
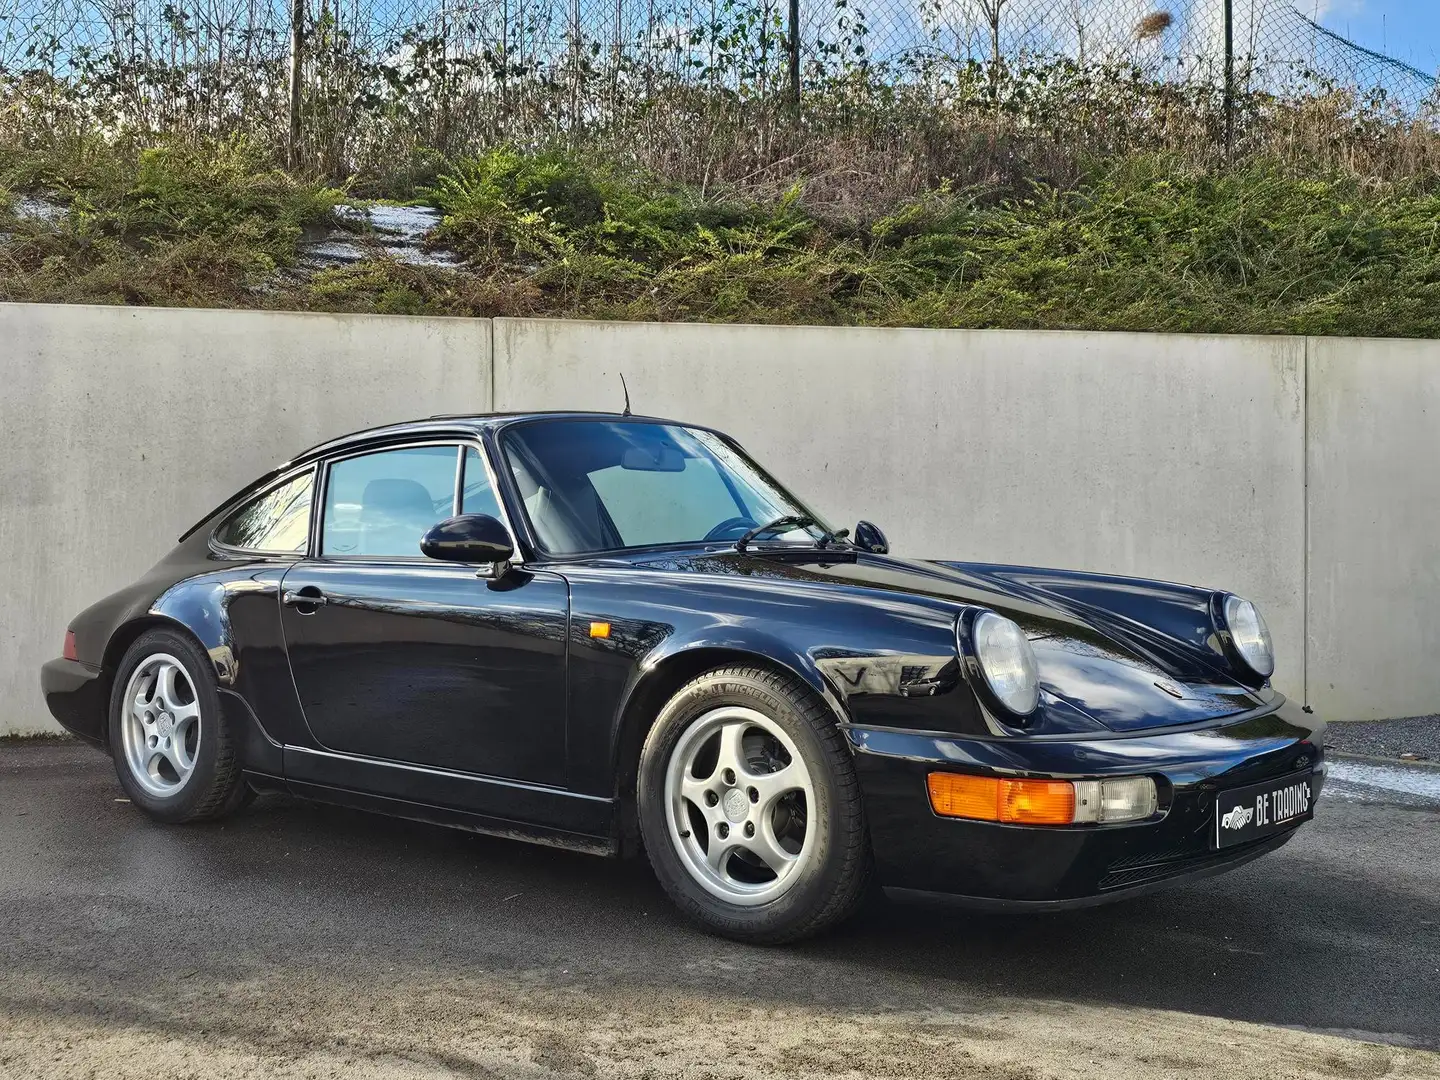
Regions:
[[3, 135, 1438, 338], [408, 149, 1440, 336], [0, 136, 343, 305]]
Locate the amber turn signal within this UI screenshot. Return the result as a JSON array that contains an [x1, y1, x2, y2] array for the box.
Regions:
[[589, 621, 612, 639], [927, 772, 1077, 826]]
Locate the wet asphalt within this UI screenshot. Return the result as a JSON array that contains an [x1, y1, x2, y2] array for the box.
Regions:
[[2, 741, 1439, 1058]]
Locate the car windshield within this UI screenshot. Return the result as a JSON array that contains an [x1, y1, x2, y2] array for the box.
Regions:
[[500, 419, 831, 556]]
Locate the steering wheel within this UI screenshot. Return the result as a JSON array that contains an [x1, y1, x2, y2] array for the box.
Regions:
[[703, 517, 758, 542]]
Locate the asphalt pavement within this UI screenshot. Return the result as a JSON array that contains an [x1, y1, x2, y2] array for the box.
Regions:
[[3, 741, 1439, 1079]]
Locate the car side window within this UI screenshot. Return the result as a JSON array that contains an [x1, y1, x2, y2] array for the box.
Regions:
[[214, 470, 314, 554], [460, 447, 504, 520], [321, 445, 458, 558]]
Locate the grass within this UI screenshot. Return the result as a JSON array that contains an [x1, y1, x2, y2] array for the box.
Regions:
[[0, 135, 342, 307], [2, 129, 1439, 337]]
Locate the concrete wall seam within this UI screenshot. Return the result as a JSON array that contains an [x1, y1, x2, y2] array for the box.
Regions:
[[4, 306, 1437, 731]]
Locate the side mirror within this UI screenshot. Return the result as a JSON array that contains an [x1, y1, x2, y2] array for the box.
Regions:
[[854, 520, 889, 555], [421, 514, 515, 577]]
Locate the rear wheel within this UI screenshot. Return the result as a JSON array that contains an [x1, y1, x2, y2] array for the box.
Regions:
[[108, 628, 246, 823], [637, 666, 871, 943]]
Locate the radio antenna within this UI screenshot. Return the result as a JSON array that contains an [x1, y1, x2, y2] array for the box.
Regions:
[[620, 373, 632, 417]]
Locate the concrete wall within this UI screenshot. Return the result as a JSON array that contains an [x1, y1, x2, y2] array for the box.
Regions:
[[1307, 337, 1440, 722], [494, 319, 1308, 702], [1, 304, 491, 734], [3, 304, 1436, 733]]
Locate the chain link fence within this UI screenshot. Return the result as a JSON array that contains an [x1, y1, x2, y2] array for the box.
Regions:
[[3, 0, 1435, 169]]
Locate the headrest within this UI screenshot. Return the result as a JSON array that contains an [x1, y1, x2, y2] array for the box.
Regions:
[[361, 478, 436, 521]]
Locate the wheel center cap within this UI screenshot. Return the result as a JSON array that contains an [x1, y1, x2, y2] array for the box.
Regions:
[[157, 713, 173, 738], [722, 787, 749, 823]]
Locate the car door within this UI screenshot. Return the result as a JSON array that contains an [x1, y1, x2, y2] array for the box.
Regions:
[[279, 440, 569, 788]]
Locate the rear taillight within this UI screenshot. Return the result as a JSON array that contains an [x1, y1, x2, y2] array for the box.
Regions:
[[62, 630, 77, 661]]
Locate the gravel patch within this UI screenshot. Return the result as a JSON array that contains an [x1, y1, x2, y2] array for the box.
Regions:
[[1325, 715, 1440, 763]]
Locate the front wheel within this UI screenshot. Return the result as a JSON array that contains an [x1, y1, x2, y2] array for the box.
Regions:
[[637, 666, 871, 943], [108, 628, 247, 823]]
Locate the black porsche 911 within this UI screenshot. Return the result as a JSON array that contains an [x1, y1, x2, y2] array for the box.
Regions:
[[42, 412, 1324, 943]]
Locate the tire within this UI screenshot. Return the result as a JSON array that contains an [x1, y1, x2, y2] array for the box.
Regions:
[[637, 665, 871, 944], [107, 627, 247, 824]]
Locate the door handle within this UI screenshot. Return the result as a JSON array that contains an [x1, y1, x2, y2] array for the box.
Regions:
[[283, 588, 327, 610]]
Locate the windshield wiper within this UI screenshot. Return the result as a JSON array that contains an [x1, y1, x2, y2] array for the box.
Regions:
[[735, 515, 815, 552]]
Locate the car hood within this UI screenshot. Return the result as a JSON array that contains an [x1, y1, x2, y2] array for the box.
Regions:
[[625, 548, 1265, 732]]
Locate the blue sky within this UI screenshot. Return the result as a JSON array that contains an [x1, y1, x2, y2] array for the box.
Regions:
[[1313, 1, 1440, 76]]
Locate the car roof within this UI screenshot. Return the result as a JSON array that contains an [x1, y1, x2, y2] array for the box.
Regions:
[[176, 411, 704, 543], [287, 411, 696, 467]]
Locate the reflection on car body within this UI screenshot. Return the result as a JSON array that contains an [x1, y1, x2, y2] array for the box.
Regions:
[[41, 412, 1324, 943]]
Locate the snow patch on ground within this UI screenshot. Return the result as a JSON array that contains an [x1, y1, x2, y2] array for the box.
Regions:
[[1325, 759, 1440, 807], [299, 203, 461, 269]]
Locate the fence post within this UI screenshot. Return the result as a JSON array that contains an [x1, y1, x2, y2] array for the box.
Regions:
[[787, 0, 800, 114], [1222, 0, 1234, 155], [287, 0, 305, 169]]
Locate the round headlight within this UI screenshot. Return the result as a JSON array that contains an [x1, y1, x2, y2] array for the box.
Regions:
[[1223, 594, 1274, 678], [972, 611, 1040, 716]]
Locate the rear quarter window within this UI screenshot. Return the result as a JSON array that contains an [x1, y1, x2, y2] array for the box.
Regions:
[[213, 470, 315, 554]]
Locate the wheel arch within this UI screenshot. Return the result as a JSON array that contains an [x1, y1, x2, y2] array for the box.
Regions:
[[103, 612, 227, 675], [610, 643, 849, 807], [98, 614, 227, 740]]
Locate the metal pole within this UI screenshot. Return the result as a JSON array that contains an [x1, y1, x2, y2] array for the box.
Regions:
[[499, 0, 509, 135], [1222, 0, 1234, 155], [787, 0, 800, 114], [571, 0, 581, 140], [287, 0, 304, 169]]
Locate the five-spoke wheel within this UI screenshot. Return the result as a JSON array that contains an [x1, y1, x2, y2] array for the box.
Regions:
[[120, 653, 202, 797], [108, 628, 248, 822], [665, 705, 816, 905], [639, 666, 871, 943]]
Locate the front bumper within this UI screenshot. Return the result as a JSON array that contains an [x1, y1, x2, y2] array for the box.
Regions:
[[848, 695, 1324, 907], [40, 657, 107, 747]]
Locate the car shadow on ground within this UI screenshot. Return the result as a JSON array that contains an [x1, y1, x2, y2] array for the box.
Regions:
[[4, 745, 1436, 1055], [185, 790, 1436, 1049]]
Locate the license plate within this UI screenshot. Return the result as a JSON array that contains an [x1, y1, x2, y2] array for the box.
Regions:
[[1214, 771, 1315, 849]]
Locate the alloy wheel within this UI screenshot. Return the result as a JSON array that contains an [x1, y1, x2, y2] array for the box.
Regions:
[[120, 653, 202, 798], [663, 705, 817, 906]]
